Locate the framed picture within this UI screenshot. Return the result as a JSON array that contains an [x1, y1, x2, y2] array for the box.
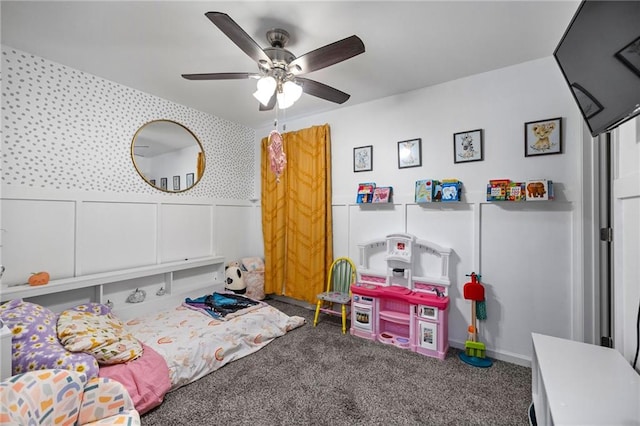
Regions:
[[524, 117, 562, 157], [353, 145, 373, 172], [186, 173, 195, 187], [571, 83, 603, 119], [397, 138, 422, 169], [453, 129, 483, 163], [615, 35, 640, 78], [160, 177, 168, 190], [173, 175, 180, 191], [150, 179, 156, 186]]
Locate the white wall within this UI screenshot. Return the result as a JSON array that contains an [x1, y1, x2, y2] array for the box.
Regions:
[[147, 144, 200, 190], [0, 46, 260, 287], [1, 46, 255, 199], [5, 44, 631, 368], [257, 57, 585, 365]]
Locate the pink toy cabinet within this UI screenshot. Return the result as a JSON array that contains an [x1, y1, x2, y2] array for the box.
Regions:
[[351, 233, 451, 359], [409, 291, 449, 359]]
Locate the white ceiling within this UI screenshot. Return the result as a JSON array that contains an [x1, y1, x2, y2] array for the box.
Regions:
[[1, 1, 581, 130]]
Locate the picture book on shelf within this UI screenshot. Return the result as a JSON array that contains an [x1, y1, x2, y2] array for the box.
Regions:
[[440, 180, 461, 202], [372, 187, 392, 203], [525, 179, 554, 201], [507, 182, 526, 201], [357, 182, 376, 203], [415, 179, 439, 203]]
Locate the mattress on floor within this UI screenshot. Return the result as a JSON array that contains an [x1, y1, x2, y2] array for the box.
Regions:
[[124, 302, 305, 390]]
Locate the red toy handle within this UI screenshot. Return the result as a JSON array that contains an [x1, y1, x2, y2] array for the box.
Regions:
[[463, 272, 484, 301]]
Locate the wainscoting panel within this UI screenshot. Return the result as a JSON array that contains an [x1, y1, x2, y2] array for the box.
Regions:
[[2, 199, 76, 285], [406, 204, 475, 279], [616, 194, 639, 363], [613, 118, 640, 366], [160, 203, 213, 262], [480, 202, 573, 360], [78, 201, 157, 274], [331, 204, 350, 257], [215, 204, 257, 262], [347, 204, 405, 261], [406, 203, 476, 345]]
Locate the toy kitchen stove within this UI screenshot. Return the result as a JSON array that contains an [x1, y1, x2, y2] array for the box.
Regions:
[[352, 293, 376, 336], [350, 233, 452, 360]]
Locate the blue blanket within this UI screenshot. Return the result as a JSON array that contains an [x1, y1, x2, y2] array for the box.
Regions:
[[184, 292, 261, 320]]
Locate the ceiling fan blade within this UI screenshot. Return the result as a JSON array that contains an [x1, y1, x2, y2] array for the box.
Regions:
[[259, 95, 277, 111], [205, 12, 273, 68], [297, 77, 350, 104], [181, 72, 255, 80], [289, 35, 365, 75]]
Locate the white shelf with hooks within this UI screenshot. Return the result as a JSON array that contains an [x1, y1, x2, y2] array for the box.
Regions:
[[0, 256, 226, 320]]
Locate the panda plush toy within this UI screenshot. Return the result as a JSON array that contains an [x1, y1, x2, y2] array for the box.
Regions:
[[225, 265, 246, 294]]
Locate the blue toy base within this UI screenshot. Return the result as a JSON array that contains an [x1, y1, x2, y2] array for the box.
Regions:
[[458, 352, 493, 368]]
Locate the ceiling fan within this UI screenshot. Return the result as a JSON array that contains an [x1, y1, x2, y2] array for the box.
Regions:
[[182, 12, 365, 111]]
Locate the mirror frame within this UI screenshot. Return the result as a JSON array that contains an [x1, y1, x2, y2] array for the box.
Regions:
[[131, 119, 205, 193]]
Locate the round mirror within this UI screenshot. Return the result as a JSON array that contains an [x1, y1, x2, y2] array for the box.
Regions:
[[131, 120, 205, 192]]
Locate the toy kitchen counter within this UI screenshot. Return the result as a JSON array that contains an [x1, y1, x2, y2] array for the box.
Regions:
[[350, 233, 452, 360], [351, 283, 449, 359]]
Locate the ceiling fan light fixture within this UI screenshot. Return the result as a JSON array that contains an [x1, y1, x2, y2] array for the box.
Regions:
[[277, 80, 303, 109], [253, 76, 276, 106]]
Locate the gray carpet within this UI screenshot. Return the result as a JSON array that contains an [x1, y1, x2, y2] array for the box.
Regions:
[[142, 298, 532, 425]]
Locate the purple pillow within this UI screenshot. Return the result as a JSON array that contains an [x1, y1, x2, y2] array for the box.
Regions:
[[0, 299, 99, 378]]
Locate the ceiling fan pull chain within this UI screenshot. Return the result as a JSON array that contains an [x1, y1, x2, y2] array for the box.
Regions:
[[281, 107, 287, 132], [273, 101, 280, 131], [273, 102, 287, 133]]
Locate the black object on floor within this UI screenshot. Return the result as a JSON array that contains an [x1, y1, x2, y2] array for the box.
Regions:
[[528, 402, 537, 426]]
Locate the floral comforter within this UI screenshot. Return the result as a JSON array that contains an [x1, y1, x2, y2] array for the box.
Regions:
[[124, 303, 305, 390]]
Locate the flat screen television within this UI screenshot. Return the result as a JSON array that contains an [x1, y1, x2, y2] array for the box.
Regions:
[[554, 0, 640, 137]]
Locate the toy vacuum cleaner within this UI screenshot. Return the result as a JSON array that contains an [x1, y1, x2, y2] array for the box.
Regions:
[[459, 272, 493, 368]]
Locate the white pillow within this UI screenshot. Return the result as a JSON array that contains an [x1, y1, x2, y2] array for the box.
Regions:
[[242, 257, 265, 272]]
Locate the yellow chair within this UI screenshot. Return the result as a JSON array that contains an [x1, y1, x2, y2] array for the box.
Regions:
[[313, 257, 357, 334]]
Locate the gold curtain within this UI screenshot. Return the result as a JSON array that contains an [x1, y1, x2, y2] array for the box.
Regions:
[[196, 152, 205, 180], [261, 124, 333, 304]]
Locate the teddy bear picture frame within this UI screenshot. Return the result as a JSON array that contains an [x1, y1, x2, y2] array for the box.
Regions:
[[524, 117, 562, 157]]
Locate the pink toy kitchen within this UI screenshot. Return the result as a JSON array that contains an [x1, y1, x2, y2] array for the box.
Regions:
[[351, 233, 451, 360]]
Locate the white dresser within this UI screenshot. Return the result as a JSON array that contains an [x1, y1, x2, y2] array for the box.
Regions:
[[531, 333, 640, 425]]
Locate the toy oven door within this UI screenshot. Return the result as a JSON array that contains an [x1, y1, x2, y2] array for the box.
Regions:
[[353, 303, 373, 331], [419, 320, 438, 351]]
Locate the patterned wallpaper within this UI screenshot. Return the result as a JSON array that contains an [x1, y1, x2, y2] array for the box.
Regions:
[[1, 47, 256, 199]]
